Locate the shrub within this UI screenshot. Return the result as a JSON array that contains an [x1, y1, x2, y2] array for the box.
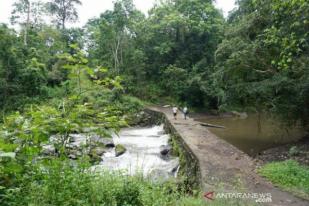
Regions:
[[1, 160, 182, 206]]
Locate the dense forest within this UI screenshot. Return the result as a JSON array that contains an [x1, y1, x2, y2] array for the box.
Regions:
[[1, 0, 308, 126], [0, 0, 308, 205]]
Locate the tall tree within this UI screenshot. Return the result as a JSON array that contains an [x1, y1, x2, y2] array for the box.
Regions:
[[86, 0, 144, 75], [214, 0, 309, 127], [11, 0, 30, 46], [11, 0, 45, 46], [47, 0, 82, 29]]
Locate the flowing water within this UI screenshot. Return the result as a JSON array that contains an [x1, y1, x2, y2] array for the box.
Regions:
[[92, 125, 179, 180], [194, 114, 306, 156]]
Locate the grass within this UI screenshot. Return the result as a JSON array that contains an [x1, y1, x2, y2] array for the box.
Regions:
[[0, 159, 254, 206], [258, 160, 309, 200]]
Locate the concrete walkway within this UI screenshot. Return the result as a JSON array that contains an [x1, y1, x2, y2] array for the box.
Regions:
[[149, 106, 308, 206]]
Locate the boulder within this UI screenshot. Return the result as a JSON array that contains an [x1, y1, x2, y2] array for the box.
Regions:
[[88, 150, 102, 164], [69, 149, 82, 157], [160, 145, 172, 156], [115, 144, 126, 157], [41, 145, 56, 155], [69, 134, 87, 147], [68, 154, 77, 160], [92, 147, 106, 156], [90, 135, 115, 148]]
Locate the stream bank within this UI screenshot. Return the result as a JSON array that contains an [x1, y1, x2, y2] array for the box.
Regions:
[[256, 136, 309, 166]]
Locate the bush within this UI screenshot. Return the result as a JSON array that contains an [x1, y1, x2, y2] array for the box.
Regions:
[[1, 159, 191, 206], [1, 158, 257, 206]]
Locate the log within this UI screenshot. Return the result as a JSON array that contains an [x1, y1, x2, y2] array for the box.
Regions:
[[195, 121, 225, 129]]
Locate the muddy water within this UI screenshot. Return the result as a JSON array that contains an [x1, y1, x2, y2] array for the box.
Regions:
[[194, 114, 306, 156]]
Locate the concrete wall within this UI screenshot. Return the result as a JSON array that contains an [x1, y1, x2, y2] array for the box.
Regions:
[[144, 109, 201, 190]]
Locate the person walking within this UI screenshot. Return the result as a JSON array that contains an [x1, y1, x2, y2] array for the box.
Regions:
[[172, 106, 178, 120], [183, 106, 188, 120]]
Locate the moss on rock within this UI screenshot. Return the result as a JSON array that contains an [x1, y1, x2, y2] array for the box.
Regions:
[[115, 144, 127, 157]]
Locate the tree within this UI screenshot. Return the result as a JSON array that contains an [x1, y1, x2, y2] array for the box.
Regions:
[[47, 0, 82, 29], [214, 0, 309, 128], [86, 0, 224, 107], [0, 25, 21, 108], [11, 0, 45, 45], [86, 0, 144, 75], [133, 0, 224, 106]]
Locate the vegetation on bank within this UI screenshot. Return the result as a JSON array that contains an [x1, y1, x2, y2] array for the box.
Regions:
[[1, 159, 193, 206], [1, 158, 256, 206], [258, 160, 309, 200]]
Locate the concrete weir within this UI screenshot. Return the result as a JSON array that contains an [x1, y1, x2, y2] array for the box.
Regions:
[[146, 106, 308, 206]]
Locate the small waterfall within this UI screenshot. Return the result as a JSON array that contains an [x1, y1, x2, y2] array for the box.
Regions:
[[91, 125, 179, 180]]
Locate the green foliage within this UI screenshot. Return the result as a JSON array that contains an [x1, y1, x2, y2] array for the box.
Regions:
[[0, 159, 186, 206], [11, 0, 45, 28], [162, 65, 187, 99], [86, 0, 224, 108], [1, 1, 309, 205], [1, 159, 251, 206], [115, 144, 126, 157], [0, 27, 42, 108], [0, 44, 129, 195], [46, 0, 82, 29], [214, 0, 309, 127], [258, 160, 309, 199]]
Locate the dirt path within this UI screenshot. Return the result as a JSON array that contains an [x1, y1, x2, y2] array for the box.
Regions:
[[149, 106, 308, 206]]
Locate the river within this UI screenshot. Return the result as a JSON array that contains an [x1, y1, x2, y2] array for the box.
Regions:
[[91, 125, 179, 180], [193, 114, 306, 156]]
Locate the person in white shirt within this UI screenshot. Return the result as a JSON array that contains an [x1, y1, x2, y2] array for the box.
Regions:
[[183, 106, 188, 120], [172, 106, 178, 120]]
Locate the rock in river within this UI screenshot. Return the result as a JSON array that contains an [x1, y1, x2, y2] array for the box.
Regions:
[[90, 135, 115, 148], [115, 144, 126, 157], [92, 147, 106, 156], [160, 145, 172, 156]]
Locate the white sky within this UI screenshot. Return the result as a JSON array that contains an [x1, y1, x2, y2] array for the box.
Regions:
[[0, 0, 236, 27]]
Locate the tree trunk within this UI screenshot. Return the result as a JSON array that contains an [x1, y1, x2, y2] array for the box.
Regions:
[[257, 107, 262, 134], [113, 37, 121, 74], [61, 0, 66, 29], [24, 1, 31, 46]]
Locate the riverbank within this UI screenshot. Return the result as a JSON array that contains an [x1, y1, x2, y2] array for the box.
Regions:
[[148, 106, 309, 206], [255, 136, 309, 200], [257, 136, 309, 166]]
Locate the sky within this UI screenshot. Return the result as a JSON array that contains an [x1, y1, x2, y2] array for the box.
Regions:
[[0, 0, 236, 27]]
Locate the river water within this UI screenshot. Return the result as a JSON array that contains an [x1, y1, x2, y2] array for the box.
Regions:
[[194, 114, 306, 156], [91, 125, 179, 180]]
